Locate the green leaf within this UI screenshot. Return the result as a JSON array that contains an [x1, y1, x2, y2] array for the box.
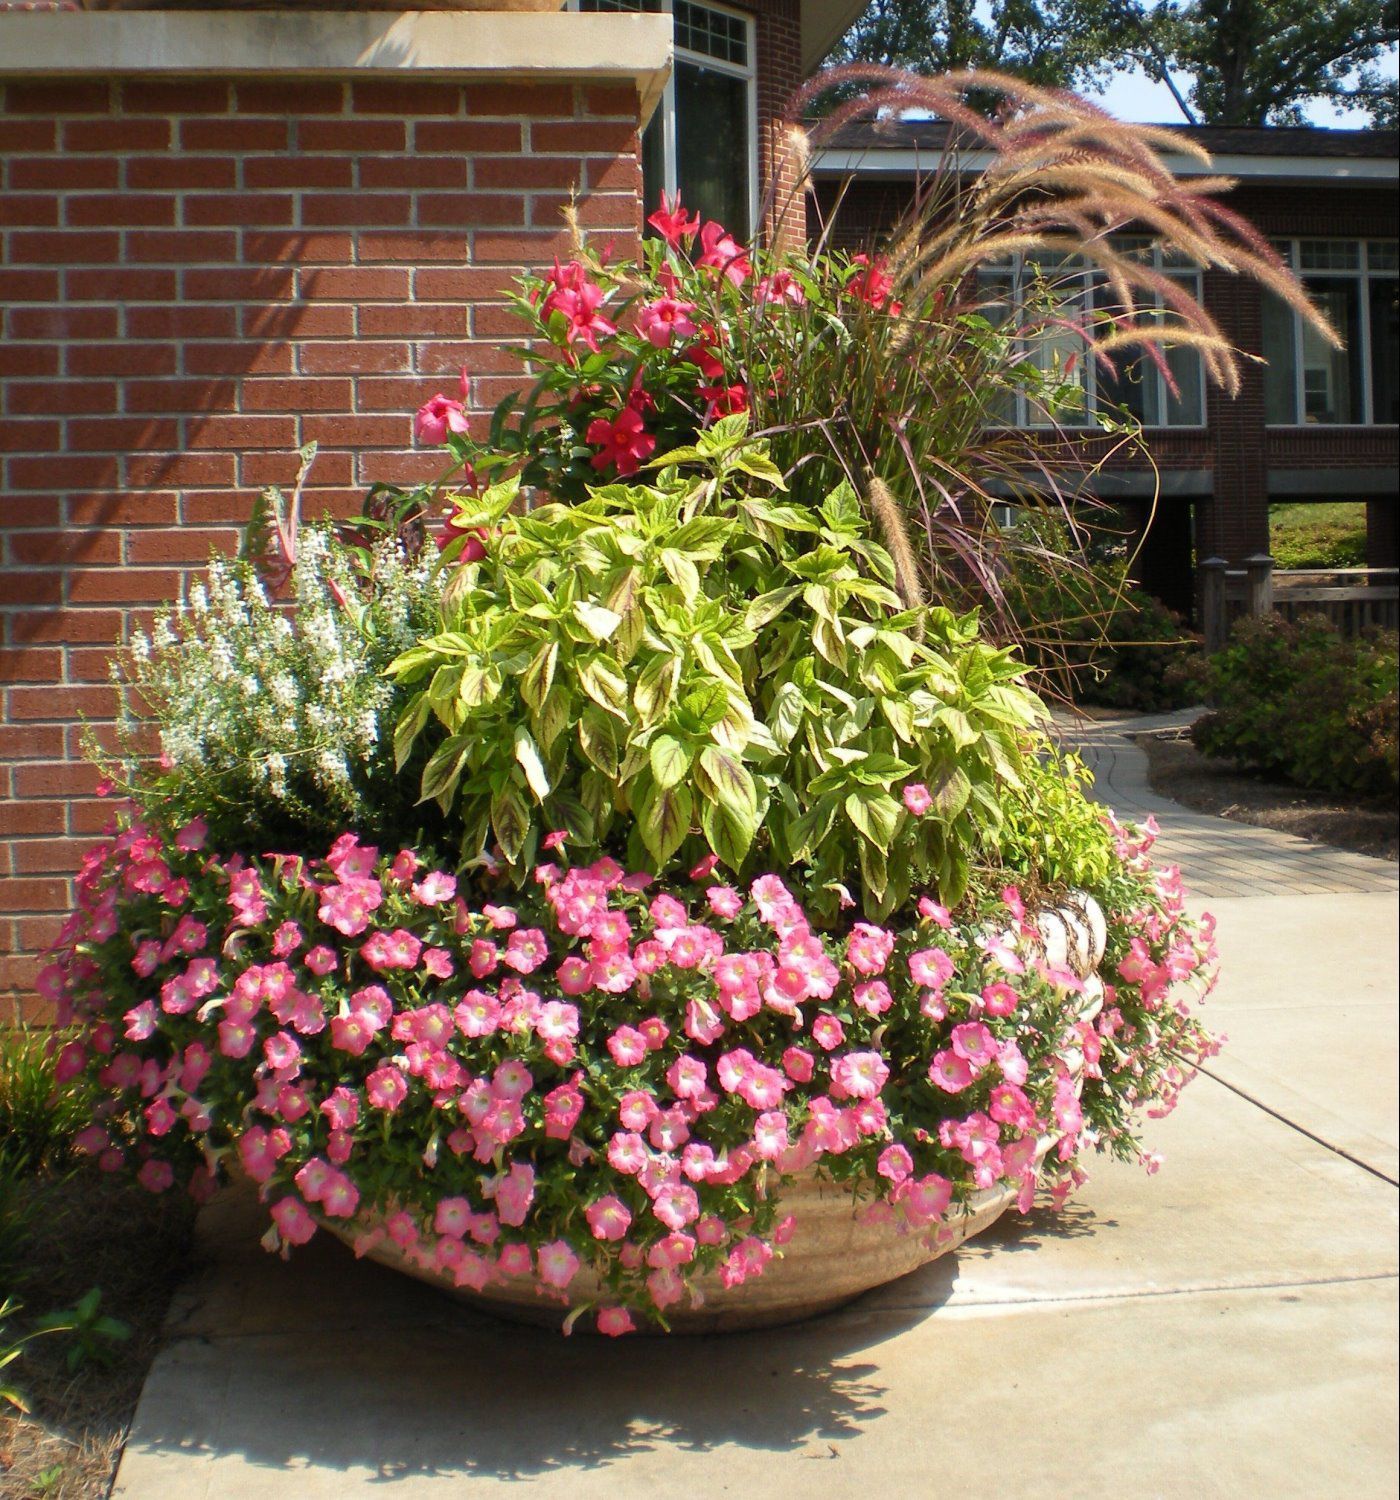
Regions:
[[848, 750, 918, 786], [634, 652, 679, 723], [844, 788, 901, 850], [458, 664, 499, 710], [697, 745, 757, 818], [730, 448, 788, 490], [418, 736, 470, 808], [572, 600, 623, 642], [744, 585, 803, 631], [578, 708, 620, 777], [659, 548, 701, 601], [491, 784, 532, 864], [578, 656, 629, 717], [701, 412, 750, 452], [701, 793, 756, 871], [676, 681, 728, 734], [519, 639, 558, 713], [879, 694, 916, 742], [768, 680, 807, 748], [536, 685, 572, 752], [393, 691, 430, 772], [639, 780, 693, 867], [646, 443, 705, 470], [928, 765, 972, 819], [649, 733, 692, 791], [513, 726, 551, 801], [857, 838, 888, 902], [936, 705, 979, 749]]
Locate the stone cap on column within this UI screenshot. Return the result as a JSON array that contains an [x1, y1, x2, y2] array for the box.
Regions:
[[0, 9, 673, 123]]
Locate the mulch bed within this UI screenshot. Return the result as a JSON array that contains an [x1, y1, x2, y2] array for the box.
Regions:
[[1, 1170, 194, 1500], [1135, 729, 1399, 863]]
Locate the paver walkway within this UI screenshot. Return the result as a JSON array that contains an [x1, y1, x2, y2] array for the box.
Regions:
[[111, 714, 1399, 1500], [1054, 706, 1400, 899]]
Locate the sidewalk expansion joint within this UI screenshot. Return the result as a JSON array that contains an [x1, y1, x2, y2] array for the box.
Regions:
[[1199, 1064, 1400, 1187], [867, 1270, 1400, 1318]]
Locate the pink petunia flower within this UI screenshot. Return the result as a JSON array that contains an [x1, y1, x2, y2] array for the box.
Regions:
[[585, 1195, 632, 1241], [902, 783, 933, 816], [366, 1064, 409, 1113], [829, 1051, 890, 1102], [928, 1051, 974, 1093], [877, 1144, 914, 1183], [537, 1239, 581, 1290], [270, 1194, 318, 1245]]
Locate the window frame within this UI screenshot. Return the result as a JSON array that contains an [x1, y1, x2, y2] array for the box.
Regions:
[[570, 0, 759, 239], [981, 241, 1208, 432], [1264, 238, 1400, 429]]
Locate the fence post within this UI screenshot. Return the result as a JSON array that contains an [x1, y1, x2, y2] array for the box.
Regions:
[[1244, 553, 1275, 619], [1199, 556, 1228, 653]]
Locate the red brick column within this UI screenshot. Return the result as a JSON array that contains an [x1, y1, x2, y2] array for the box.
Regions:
[[0, 76, 643, 1020], [750, 0, 805, 252], [1198, 270, 1271, 569]]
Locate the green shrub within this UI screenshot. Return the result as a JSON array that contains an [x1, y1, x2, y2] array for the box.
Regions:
[[1193, 614, 1399, 797], [999, 512, 1204, 712], [392, 421, 1045, 925], [105, 518, 443, 855]]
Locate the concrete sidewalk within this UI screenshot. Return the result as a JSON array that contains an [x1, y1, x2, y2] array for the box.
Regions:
[[112, 724, 1400, 1500]]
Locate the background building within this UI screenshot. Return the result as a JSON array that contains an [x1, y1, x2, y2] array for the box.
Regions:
[[811, 120, 1399, 617]]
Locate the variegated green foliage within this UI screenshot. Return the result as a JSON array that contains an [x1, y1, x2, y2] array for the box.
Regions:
[[390, 421, 1044, 924]]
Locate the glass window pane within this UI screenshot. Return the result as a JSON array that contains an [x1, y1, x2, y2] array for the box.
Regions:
[[1092, 280, 1154, 425], [1370, 277, 1399, 425], [641, 111, 665, 222], [975, 271, 1019, 425], [1261, 290, 1298, 425], [1368, 241, 1399, 272], [674, 59, 749, 240], [1300, 277, 1363, 423], [1022, 272, 1089, 427], [1299, 240, 1360, 272], [1163, 340, 1204, 425], [1161, 272, 1203, 425], [674, 0, 749, 66]]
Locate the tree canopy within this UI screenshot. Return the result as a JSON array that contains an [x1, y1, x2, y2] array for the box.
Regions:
[[832, 0, 1400, 127]]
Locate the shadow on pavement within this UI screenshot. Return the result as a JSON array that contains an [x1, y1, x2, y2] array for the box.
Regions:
[[125, 1184, 1110, 1484]]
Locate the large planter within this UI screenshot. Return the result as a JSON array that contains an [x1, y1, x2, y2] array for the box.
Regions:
[[324, 1131, 1070, 1334], [320, 897, 1109, 1334]]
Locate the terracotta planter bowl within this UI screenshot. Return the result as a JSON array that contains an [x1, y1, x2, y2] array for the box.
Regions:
[[325, 1159, 1040, 1335]]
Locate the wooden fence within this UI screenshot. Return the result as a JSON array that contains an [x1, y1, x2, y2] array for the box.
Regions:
[[1199, 557, 1399, 651]]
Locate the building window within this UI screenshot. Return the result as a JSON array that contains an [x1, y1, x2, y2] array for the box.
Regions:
[[1262, 239, 1399, 426], [975, 239, 1206, 430], [575, 0, 757, 240]]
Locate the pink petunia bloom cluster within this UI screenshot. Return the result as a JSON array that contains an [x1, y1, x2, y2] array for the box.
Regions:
[[46, 808, 1219, 1333]]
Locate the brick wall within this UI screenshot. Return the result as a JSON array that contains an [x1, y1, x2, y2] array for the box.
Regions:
[[749, 0, 806, 251], [0, 75, 643, 1021]]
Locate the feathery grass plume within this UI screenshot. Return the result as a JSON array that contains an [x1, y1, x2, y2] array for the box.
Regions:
[[866, 475, 926, 626], [758, 64, 1334, 671]]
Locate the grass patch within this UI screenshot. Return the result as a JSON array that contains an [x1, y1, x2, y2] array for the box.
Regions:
[[1269, 501, 1368, 570]]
